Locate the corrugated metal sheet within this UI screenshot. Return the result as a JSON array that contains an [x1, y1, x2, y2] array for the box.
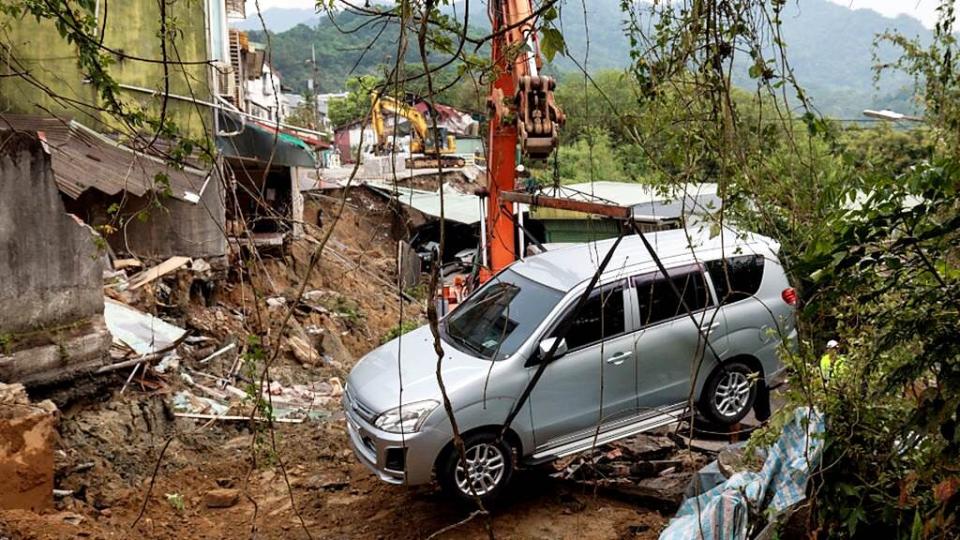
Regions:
[[365, 182, 483, 225], [1, 114, 210, 202]]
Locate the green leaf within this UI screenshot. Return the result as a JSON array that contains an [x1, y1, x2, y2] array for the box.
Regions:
[[540, 27, 566, 62]]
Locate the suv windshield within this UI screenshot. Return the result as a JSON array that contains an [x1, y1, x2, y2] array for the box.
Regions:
[[443, 269, 564, 361]]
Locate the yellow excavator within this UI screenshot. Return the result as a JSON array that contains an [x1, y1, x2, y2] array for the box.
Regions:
[[370, 94, 466, 169]]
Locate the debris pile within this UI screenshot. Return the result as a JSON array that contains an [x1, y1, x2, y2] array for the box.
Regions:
[[552, 432, 707, 510], [0, 194, 436, 538], [171, 373, 344, 423]]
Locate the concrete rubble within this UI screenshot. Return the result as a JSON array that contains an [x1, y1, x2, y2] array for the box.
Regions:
[[551, 418, 767, 513]]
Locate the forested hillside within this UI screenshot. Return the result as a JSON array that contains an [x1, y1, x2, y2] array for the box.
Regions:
[[243, 0, 929, 117]]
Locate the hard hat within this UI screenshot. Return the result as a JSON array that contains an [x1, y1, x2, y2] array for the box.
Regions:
[[826, 339, 839, 349]]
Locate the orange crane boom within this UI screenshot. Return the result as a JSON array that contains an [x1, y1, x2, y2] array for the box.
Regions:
[[485, 0, 565, 274]]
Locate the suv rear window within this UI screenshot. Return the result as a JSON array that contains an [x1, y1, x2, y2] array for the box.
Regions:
[[633, 267, 713, 326], [706, 255, 765, 305], [555, 283, 626, 350]]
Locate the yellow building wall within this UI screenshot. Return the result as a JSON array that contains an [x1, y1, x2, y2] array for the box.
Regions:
[[0, 1, 213, 142]]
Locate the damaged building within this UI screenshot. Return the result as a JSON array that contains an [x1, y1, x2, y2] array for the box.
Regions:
[[0, 132, 111, 386], [0, 0, 319, 262], [2, 115, 226, 260]]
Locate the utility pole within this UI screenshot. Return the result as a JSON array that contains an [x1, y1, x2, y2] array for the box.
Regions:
[[310, 44, 319, 128], [305, 44, 320, 128]]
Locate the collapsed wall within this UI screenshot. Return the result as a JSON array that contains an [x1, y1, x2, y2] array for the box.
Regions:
[[0, 131, 110, 386]]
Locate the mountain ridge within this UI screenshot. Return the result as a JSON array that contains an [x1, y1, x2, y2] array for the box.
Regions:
[[238, 0, 929, 117]]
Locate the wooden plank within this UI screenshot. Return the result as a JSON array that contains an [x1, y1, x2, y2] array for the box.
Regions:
[[112, 258, 142, 270], [128, 256, 191, 289], [501, 191, 633, 219], [397, 240, 421, 289]]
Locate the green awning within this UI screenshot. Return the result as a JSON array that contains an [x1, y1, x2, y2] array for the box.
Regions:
[[216, 111, 316, 168]]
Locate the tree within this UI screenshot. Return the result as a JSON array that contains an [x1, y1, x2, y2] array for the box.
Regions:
[[328, 75, 379, 128]]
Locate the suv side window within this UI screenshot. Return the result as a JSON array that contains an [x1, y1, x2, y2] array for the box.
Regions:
[[554, 282, 627, 350], [633, 266, 713, 326], [706, 255, 765, 305]]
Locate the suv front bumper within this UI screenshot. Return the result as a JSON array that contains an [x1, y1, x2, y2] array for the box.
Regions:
[[342, 393, 449, 486]]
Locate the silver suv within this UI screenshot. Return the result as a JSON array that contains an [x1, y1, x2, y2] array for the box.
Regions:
[[343, 228, 796, 502]]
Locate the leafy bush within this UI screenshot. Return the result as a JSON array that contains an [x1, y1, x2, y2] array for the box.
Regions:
[[382, 320, 420, 344]]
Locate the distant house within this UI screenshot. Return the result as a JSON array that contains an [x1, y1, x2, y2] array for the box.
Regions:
[[282, 93, 305, 119], [412, 102, 480, 137], [315, 92, 350, 130], [242, 39, 285, 123], [334, 119, 378, 164]]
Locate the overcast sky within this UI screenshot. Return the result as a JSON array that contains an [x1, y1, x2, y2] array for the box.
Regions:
[[251, 0, 943, 29]]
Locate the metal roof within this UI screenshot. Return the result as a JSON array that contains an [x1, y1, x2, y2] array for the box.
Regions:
[[366, 183, 484, 225], [511, 226, 779, 292], [0, 114, 210, 202], [532, 182, 720, 221]]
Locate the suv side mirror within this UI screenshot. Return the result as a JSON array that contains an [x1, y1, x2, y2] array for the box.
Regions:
[[539, 337, 569, 361]]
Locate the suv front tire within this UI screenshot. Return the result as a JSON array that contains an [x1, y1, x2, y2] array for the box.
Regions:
[[438, 431, 514, 505]]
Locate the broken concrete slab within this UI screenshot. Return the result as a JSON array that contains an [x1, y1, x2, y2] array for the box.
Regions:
[[0, 383, 58, 512], [0, 316, 112, 387]]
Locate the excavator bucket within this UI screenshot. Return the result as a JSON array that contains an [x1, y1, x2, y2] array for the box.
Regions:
[[516, 75, 565, 160]]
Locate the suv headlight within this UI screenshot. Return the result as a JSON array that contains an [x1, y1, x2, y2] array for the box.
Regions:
[[374, 400, 439, 433]]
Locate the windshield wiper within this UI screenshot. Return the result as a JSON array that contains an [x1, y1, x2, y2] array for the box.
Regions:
[[445, 325, 487, 357]]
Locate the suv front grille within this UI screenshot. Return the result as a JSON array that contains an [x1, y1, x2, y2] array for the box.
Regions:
[[345, 384, 378, 424]]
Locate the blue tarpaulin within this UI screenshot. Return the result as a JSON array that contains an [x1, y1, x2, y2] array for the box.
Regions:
[[660, 407, 825, 540]]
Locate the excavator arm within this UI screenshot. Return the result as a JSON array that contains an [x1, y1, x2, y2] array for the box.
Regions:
[[485, 0, 565, 273], [370, 93, 457, 155], [371, 93, 428, 152]]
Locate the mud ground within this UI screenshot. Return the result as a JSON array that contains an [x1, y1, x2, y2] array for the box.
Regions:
[[1, 400, 668, 539], [0, 194, 672, 539]]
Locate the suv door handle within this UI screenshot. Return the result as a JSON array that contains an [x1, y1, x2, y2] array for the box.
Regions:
[[605, 351, 631, 366], [700, 322, 720, 334]]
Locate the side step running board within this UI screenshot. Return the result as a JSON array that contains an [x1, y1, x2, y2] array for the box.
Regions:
[[527, 406, 690, 463]]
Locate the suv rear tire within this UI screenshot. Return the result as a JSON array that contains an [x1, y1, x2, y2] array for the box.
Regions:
[[699, 360, 758, 425], [438, 431, 514, 505]]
